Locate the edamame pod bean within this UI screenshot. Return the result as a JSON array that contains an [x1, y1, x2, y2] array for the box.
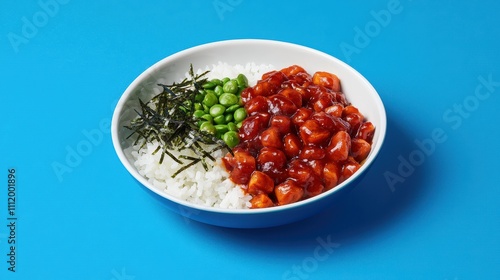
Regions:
[[209, 104, 226, 117], [222, 131, 240, 148], [205, 89, 216, 97], [194, 102, 203, 111], [222, 77, 230, 84], [219, 93, 239, 107], [202, 81, 216, 89], [215, 124, 229, 134], [222, 80, 239, 94], [195, 93, 205, 102], [227, 122, 237, 131], [233, 107, 247, 123], [200, 114, 213, 123], [214, 85, 224, 97], [203, 92, 218, 107], [224, 113, 233, 123], [236, 74, 248, 88], [225, 104, 240, 113], [193, 110, 205, 118], [213, 115, 226, 125], [200, 122, 216, 135], [236, 122, 243, 129], [211, 79, 223, 86]]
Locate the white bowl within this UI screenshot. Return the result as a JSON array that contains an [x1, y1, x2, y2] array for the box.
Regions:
[[111, 39, 386, 228]]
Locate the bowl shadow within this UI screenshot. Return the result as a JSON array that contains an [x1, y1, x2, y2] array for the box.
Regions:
[[147, 105, 436, 256]]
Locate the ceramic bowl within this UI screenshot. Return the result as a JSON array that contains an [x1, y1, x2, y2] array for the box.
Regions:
[[111, 39, 386, 228]]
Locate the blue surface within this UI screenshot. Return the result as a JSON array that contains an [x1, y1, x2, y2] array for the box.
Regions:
[[1, 0, 499, 279]]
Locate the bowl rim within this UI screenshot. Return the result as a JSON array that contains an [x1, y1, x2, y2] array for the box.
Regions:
[[111, 38, 387, 215]]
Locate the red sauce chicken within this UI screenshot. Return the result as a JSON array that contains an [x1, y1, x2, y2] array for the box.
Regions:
[[221, 65, 375, 208]]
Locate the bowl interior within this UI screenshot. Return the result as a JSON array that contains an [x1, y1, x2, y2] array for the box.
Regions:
[[111, 39, 386, 223]]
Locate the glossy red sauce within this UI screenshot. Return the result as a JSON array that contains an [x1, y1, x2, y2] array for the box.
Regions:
[[221, 65, 375, 208]]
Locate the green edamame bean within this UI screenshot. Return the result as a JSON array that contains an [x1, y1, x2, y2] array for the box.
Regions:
[[225, 104, 240, 113], [227, 122, 237, 131], [215, 124, 229, 134], [219, 93, 239, 107], [222, 131, 240, 148], [195, 92, 205, 102], [222, 77, 230, 84], [200, 114, 213, 123], [200, 122, 216, 135], [213, 115, 226, 125], [209, 104, 226, 118], [236, 122, 243, 129], [203, 92, 218, 107], [224, 113, 233, 123], [211, 79, 223, 86], [202, 81, 216, 89], [236, 74, 248, 88], [222, 80, 239, 94], [214, 85, 224, 97], [194, 102, 203, 111], [203, 104, 210, 113], [205, 89, 215, 97], [193, 110, 205, 118], [233, 108, 247, 123]]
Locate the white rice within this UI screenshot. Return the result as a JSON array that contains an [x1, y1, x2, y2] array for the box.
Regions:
[[128, 62, 275, 209], [199, 61, 275, 84]]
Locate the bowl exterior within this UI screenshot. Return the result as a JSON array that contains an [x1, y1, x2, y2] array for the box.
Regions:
[[142, 168, 369, 228]]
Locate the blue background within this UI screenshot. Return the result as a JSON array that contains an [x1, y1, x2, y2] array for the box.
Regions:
[[1, 0, 499, 279]]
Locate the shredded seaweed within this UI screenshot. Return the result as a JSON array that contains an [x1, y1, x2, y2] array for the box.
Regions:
[[125, 64, 232, 178]]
